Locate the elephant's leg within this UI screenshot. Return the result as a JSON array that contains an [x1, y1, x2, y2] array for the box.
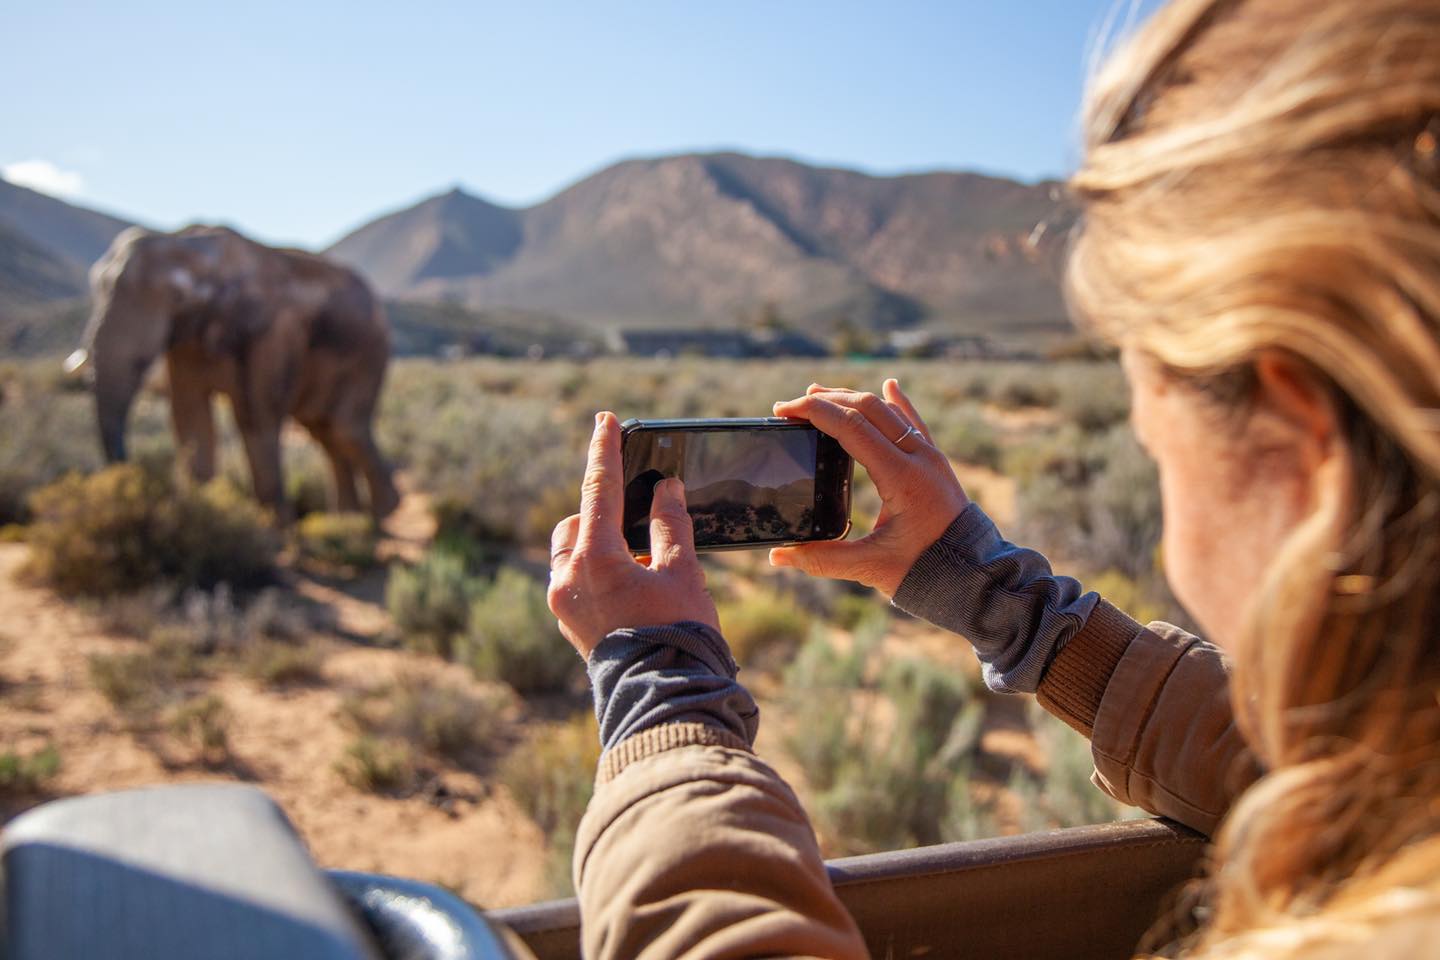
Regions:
[[332, 419, 400, 521], [307, 422, 361, 514], [238, 415, 288, 524], [166, 353, 217, 483]]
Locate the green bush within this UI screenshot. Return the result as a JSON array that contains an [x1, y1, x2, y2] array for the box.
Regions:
[[243, 639, 324, 687], [829, 592, 886, 633], [0, 744, 61, 795], [716, 589, 811, 665], [25, 464, 278, 596], [343, 671, 511, 762], [336, 735, 416, 794], [88, 634, 205, 722], [295, 512, 378, 571], [784, 625, 988, 854], [1009, 706, 1136, 833], [386, 547, 479, 658], [500, 711, 600, 897], [167, 694, 231, 765], [933, 406, 1003, 470], [462, 567, 580, 697]]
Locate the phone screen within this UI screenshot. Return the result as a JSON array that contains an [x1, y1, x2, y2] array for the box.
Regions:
[[623, 425, 825, 550]]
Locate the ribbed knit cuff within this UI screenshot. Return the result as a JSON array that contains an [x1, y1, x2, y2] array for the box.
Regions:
[[1036, 599, 1141, 737], [597, 722, 754, 784]]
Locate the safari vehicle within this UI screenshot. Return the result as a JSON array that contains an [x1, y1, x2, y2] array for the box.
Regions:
[[2, 783, 1206, 960]]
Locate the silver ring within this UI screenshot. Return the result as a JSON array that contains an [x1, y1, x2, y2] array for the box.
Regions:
[[892, 425, 922, 447]]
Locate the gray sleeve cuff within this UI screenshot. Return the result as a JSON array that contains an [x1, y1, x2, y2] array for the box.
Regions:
[[892, 502, 1099, 694], [587, 621, 760, 754]]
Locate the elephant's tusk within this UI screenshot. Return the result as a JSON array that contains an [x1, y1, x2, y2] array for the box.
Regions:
[[63, 349, 90, 375]]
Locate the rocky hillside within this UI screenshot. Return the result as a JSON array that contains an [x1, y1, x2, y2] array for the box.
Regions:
[[329, 153, 1075, 336], [0, 178, 134, 298]]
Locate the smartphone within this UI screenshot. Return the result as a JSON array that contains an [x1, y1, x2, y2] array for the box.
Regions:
[[620, 417, 853, 554]]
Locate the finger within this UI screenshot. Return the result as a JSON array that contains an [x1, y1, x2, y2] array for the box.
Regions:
[[806, 382, 854, 395], [550, 514, 581, 572], [802, 388, 917, 448], [770, 537, 882, 585], [771, 394, 910, 477], [882, 378, 935, 445], [578, 411, 626, 555], [648, 478, 697, 570]]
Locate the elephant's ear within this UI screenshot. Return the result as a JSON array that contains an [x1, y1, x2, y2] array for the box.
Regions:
[[167, 267, 216, 311], [198, 281, 267, 358]]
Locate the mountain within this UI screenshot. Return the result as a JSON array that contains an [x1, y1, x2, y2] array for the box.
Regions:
[[0, 217, 87, 309], [0, 178, 137, 352], [330, 153, 1075, 336], [0, 177, 135, 277]]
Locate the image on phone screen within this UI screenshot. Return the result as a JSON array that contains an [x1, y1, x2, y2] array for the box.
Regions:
[[623, 427, 820, 549]]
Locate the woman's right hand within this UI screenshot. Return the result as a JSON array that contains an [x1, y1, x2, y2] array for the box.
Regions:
[[770, 379, 970, 598]]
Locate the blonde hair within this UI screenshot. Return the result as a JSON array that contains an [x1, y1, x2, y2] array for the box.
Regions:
[[1067, 0, 1440, 950]]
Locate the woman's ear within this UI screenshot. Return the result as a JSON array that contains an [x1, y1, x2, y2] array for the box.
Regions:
[[1251, 350, 1338, 474]]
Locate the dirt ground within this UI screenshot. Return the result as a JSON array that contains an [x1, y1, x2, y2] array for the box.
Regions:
[[0, 446, 1042, 903], [0, 483, 549, 907]]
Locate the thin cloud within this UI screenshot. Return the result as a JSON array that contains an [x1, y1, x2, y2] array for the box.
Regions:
[[2, 159, 86, 198]]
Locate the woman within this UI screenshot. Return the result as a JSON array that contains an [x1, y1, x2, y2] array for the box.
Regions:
[[546, 0, 1440, 955]]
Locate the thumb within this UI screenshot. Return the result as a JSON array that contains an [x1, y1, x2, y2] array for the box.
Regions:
[[770, 537, 881, 586], [648, 478, 697, 569]]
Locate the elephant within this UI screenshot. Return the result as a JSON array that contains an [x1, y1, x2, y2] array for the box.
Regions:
[[65, 224, 400, 522]]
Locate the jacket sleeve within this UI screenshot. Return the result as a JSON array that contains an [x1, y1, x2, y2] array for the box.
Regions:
[[1035, 600, 1264, 836], [573, 724, 868, 960], [892, 504, 1262, 837]]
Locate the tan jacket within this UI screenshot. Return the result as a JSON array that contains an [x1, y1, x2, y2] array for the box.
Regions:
[[571, 601, 1434, 958]]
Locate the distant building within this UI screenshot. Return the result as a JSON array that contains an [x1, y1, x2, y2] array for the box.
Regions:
[[887, 330, 1023, 360], [609, 329, 756, 359], [751, 330, 830, 359]]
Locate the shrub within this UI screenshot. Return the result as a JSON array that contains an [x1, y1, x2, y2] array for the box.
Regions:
[[295, 512, 377, 571], [1011, 424, 1162, 578], [500, 711, 600, 897], [88, 650, 163, 715], [462, 567, 580, 697], [25, 464, 278, 596], [829, 592, 887, 633], [1009, 706, 1136, 832], [343, 671, 511, 762], [167, 694, 231, 765], [386, 547, 478, 658], [337, 735, 417, 794], [716, 589, 811, 665], [0, 744, 61, 795], [933, 407, 1003, 470], [243, 639, 324, 687], [784, 625, 988, 854]]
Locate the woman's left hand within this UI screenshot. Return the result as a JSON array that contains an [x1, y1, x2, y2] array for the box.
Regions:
[[547, 412, 720, 658]]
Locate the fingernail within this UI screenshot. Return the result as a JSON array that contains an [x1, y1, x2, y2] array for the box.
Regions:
[[594, 412, 605, 427]]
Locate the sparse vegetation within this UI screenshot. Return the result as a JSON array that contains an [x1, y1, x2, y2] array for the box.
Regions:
[[243, 638, 324, 687], [167, 694, 232, 765], [462, 567, 580, 697], [0, 353, 1171, 894], [784, 624, 990, 854], [0, 744, 61, 795], [24, 463, 278, 596], [343, 671, 511, 762], [717, 589, 811, 665], [386, 546, 477, 658], [501, 711, 601, 897], [337, 735, 416, 794], [295, 512, 378, 571]]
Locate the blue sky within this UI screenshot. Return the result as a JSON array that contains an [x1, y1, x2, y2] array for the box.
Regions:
[[4, 1, 1161, 249]]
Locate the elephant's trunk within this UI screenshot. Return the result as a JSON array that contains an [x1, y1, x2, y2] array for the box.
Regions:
[[93, 353, 141, 464]]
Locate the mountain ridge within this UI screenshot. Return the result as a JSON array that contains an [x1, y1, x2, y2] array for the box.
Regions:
[[327, 151, 1075, 335]]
